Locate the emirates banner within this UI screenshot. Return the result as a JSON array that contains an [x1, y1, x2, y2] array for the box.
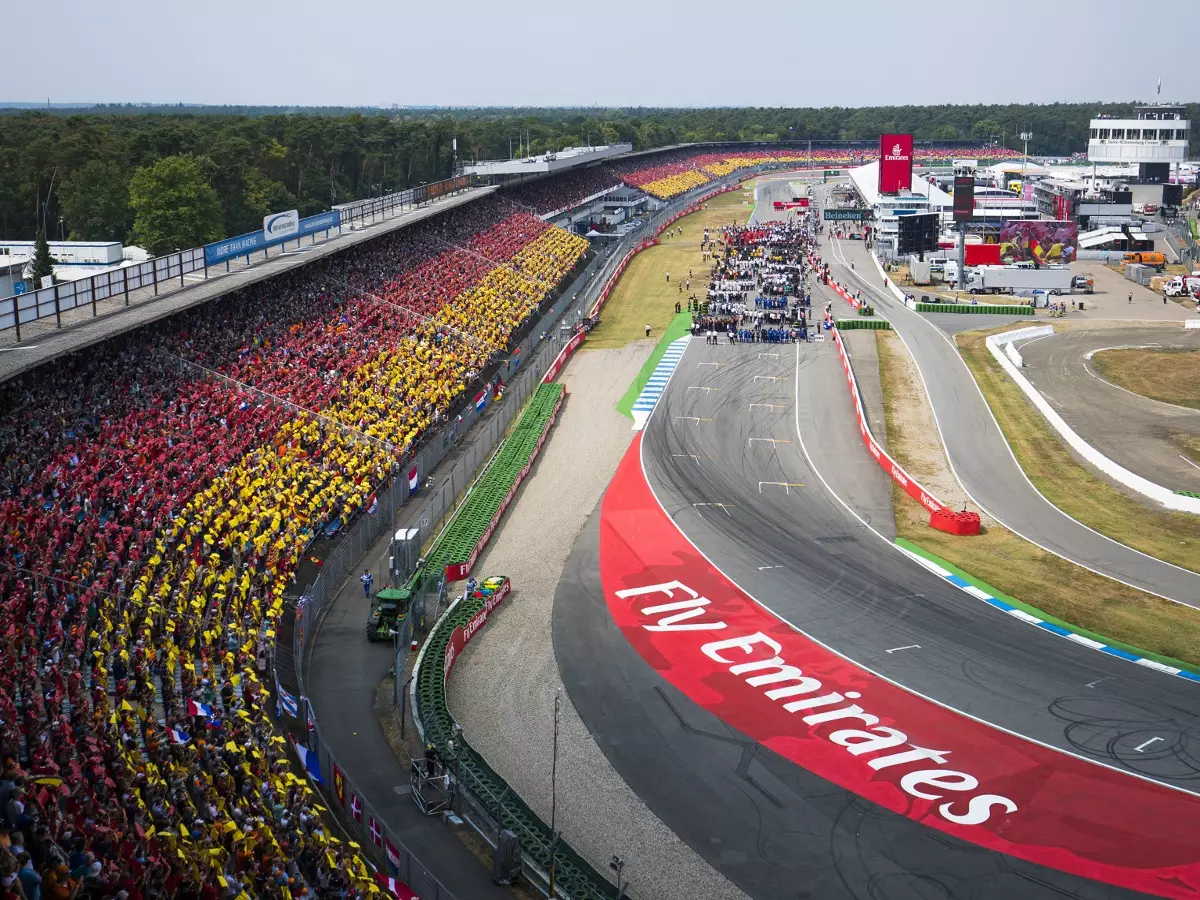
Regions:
[[878, 134, 913, 194]]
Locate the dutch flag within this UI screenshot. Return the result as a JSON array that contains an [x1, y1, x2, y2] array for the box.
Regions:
[[367, 495, 378, 516], [186, 700, 214, 719], [407, 465, 419, 496], [474, 388, 489, 412], [511, 346, 521, 369], [168, 726, 190, 745], [294, 742, 325, 785]]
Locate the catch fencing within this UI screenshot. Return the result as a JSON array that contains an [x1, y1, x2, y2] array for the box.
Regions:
[[285, 161, 788, 899]]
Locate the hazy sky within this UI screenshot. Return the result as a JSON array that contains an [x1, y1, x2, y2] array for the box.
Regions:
[[6, 0, 1187, 108]]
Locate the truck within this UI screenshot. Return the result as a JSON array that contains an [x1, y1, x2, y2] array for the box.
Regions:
[[964, 265, 1075, 295], [1123, 251, 1166, 270], [1164, 275, 1200, 297]]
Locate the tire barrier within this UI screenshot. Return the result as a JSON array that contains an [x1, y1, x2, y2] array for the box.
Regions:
[[412, 384, 620, 900], [430, 383, 567, 582], [833, 318, 892, 331], [915, 302, 1032, 315], [930, 507, 983, 535]]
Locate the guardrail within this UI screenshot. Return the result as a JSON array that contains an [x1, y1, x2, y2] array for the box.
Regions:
[[0, 173, 477, 342], [289, 159, 792, 900]]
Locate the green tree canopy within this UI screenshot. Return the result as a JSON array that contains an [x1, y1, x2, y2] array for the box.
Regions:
[[129, 154, 224, 255], [59, 159, 132, 242], [32, 230, 55, 285]]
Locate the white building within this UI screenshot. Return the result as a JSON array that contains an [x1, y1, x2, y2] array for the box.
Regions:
[[1087, 105, 1190, 183]]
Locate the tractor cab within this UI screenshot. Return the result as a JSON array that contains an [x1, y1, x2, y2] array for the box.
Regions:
[[366, 587, 411, 642]]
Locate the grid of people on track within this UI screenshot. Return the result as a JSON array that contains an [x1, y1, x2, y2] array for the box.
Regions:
[[687, 213, 828, 344], [0, 191, 588, 899]]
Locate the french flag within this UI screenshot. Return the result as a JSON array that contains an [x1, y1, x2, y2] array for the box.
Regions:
[[168, 726, 190, 745], [407, 465, 419, 496], [474, 388, 489, 413], [186, 700, 213, 719], [294, 742, 325, 784]]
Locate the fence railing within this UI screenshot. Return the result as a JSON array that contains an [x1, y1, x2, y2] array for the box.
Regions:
[[284, 162, 781, 899], [0, 173, 479, 342]]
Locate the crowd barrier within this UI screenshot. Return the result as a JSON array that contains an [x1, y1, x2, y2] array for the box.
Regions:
[[831, 327, 981, 535], [986, 326, 1200, 515]]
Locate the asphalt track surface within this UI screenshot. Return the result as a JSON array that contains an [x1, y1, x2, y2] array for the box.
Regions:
[[811, 185, 1200, 609], [552, 181, 1200, 898], [557, 335, 1200, 898], [1017, 328, 1200, 493]]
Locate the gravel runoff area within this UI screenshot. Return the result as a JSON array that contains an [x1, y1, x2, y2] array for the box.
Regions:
[[875, 329, 996, 525], [447, 343, 748, 900]]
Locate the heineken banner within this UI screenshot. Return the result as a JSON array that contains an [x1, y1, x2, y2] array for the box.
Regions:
[[824, 208, 870, 221]]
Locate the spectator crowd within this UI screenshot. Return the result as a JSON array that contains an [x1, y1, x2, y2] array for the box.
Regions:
[[0, 191, 588, 899]]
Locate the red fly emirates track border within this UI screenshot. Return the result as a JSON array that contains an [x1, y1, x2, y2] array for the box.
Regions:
[[598, 433, 1200, 899]]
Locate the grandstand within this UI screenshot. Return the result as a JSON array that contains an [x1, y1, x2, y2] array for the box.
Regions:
[[0, 189, 588, 899], [0, 139, 1021, 899]]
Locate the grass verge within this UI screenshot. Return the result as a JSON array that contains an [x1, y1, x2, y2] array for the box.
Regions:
[[896, 538, 1200, 677], [953, 324, 1200, 571], [585, 189, 752, 350], [1090, 348, 1200, 409], [615, 312, 692, 419], [875, 330, 1200, 669]]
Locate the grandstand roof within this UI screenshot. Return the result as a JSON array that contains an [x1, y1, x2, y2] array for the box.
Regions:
[[849, 161, 953, 209], [464, 143, 632, 176]]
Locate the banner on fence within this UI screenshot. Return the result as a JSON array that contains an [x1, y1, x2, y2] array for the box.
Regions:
[[205, 210, 342, 265]]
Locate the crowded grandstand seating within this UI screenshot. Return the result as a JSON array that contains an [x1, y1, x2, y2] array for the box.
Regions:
[[611, 145, 1023, 199], [0, 192, 587, 899], [502, 167, 621, 215]]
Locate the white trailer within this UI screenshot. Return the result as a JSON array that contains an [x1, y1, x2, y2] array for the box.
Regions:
[[965, 265, 1075, 295]]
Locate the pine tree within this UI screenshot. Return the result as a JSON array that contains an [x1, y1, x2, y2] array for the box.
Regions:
[[32, 230, 55, 286]]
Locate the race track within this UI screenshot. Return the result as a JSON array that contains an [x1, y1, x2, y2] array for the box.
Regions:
[[554, 331, 1200, 898], [549, 173, 1200, 900], [812, 189, 1200, 608], [1017, 327, 1200, 493]]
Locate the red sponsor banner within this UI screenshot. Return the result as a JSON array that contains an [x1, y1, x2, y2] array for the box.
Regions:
[[332, 763, 345, 806], [443, 578, 512, 681], [878, 133, 913, 194], [964, 244, 1002, 266], [831, 329, 943, 514], [599, 434, 1200, 898], [542, 327, 587, 385]]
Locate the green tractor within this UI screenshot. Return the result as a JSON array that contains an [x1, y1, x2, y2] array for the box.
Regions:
[[366, 586, 412, 642]]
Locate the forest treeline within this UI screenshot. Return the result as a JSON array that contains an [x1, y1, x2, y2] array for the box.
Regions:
[[2, 102, 1195, 253]]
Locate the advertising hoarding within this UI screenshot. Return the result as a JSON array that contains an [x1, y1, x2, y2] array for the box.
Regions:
[[878, 134, 913, 194], [205, 210, 342, 266], [824, 208, 870, 221], [998, 219, 1078, 265], [264, 209, 299, 240]]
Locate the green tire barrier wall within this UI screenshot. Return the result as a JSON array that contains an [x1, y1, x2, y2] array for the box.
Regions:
[[414, 383, 617, 900], [424, 383, 566, 582], [1177, 489, 1200, 499], [915, 302, 1032, 315], [834, 318, 892, 330]]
